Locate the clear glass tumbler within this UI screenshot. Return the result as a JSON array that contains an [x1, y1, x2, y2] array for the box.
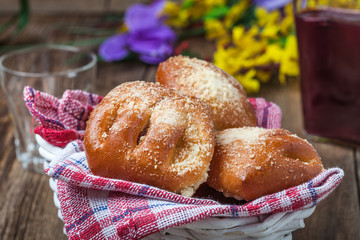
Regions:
[[294, 0, 360, 145], [0, 45, 97, 173]]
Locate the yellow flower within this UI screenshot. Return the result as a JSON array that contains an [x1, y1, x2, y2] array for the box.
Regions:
[[279, 35, 299, 84], [187, 0, 225, 21], [164, 2, 191, 28], [238, 40, 267, 61], [307, 0, 329, 7], [330, 0, 357, 8], [213, 45, 243, 75], [234, 69, 260, 94], [280, 4, 294, 35], [174, 10, 191, 28], [261, 24, 280, 39], [188, 6, 208, 21], [204, 18, 227, 40], [233, 25, 264, 52], [232, 26, 245, 43], [304, 0, 360, 9], [256, 70, 272, 83], [255, 7, 280, 27], [284, 3, 293, 18], [208, 1, 300, 93], [165, 0, 228, 27], [163, 1, 181, 18], [216, 34, 232, 47], [253, 52, 271, 66], [280, 15, 294, 35], [266, 44, 283, 63], [224, 0, 251, 28], [203, 0, 227, 8], [247, 25, 260, 37], [255, 4, 294, 37]]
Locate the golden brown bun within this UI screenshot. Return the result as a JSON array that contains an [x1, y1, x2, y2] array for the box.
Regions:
[[156, 55, 257, 131], [84, 81, 215, 197], [207, 127, 324, 201]]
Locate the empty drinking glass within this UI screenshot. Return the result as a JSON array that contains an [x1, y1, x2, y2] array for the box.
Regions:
[[0, 45, 97, 173]]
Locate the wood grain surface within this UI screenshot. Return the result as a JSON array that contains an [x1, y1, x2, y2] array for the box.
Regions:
[[0, 0, 148, 13], [0, 15, 359, 240]]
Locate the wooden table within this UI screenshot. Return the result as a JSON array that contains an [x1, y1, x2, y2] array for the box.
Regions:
[[0, 14, 359, 240]]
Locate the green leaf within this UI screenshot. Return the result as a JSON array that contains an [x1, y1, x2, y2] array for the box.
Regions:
[[234, 4, 256, 28], [182, 0, 194, 9], [268, 35, 288, 48], [14, 0, 30, 36], [228, 0, 240, 6], [204, 5, 230, 20]]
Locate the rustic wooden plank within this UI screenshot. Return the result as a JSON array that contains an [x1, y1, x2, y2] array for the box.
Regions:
[[0, 167, 66, 240], [0, 0, 19, 13], [356, 149, 360, 206], [96, 61, 148, 96], [0, 98, 14, 185], [295, 144, 360, 240], [0, 0, 108, 14], [30, 0, 106, 14], [0, 90, 67, 240], [0, 0, 151, 14], [0, 15, 107, 50], [107, 0, 150, 12]]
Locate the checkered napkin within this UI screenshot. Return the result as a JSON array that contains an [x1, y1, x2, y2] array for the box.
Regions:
[[23, 86, 344, 240], [24, 86, 103, 148]]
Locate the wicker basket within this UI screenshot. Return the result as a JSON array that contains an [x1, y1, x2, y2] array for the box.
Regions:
[[36, 134, 316, 240]]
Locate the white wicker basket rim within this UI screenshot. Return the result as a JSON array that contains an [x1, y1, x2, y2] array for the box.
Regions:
[[36, 135, 316, 240]]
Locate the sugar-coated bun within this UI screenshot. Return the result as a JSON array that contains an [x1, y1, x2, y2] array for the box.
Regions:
[[207, 127, 324, 201], [84, 81, 215, 197], [156, 55, 257, 130]]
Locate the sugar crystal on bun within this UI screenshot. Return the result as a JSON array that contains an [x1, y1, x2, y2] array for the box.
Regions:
[[207, 127, 324, 201], [156, 55, 257, 130], [84, 81, 215, 197]]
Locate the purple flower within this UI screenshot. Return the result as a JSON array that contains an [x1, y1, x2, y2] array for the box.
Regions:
[[253, 0, 291, 11], [99, 0, 176, 64], [99, 34, 129, 62], [125, 0, 165, 32], [128, 25, 176, 64]]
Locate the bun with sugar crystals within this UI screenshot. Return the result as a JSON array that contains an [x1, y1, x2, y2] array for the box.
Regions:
[[156, 55, 257, 131], [84, 81, 215, 197], [207, 127, 324, 201]]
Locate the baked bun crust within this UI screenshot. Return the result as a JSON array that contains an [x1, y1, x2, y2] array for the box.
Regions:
[[156, 56, 257, 130], [207, 127, 324, 201], [84, 81, 215, 197]]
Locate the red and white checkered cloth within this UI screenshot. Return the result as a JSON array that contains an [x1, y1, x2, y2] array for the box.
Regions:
[[23, 86, 344, 240]]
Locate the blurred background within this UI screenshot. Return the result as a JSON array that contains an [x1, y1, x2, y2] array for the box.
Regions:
[[0, 0, 141, 13], [0, 1, 359, 239]]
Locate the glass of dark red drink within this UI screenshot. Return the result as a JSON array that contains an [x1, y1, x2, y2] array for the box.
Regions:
[[294, 0, 360, 145]]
